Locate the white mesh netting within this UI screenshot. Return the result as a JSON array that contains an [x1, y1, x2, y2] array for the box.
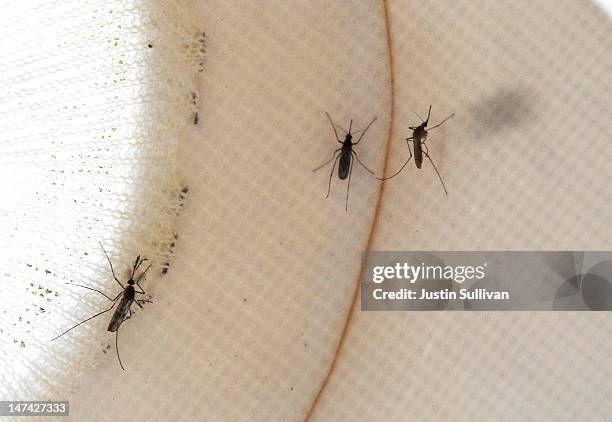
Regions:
[[0, 0, 202, 401]]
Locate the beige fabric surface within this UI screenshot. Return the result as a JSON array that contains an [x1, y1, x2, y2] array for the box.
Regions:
[[67, 1, 611, 421]]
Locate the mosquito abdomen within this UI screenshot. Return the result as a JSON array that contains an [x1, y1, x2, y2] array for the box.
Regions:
[[338, 152, 351, 180], [107, 287, 135, 332], [413, 141, 423, 169]]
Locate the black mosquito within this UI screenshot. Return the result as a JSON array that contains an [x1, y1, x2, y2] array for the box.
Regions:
[[313, 112, 377, 210], [51, 243, 152, 370], [379, 106, 454, 194]]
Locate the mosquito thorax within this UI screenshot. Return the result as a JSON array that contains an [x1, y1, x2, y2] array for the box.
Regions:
[[415, 126, 427, 138]]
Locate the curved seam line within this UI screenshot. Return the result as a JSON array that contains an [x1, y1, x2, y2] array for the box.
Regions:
[[303, 1, 395, 419]]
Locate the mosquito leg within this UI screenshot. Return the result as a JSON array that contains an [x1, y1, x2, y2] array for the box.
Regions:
[[334, 123, 349, 136], [313, 148, 341, 173], [345, 156, 355, 211], [325, 153, 341, 198], [99, 242, 125, 289], [377, 143, 413, 180], [428, 114, 455, 131], [353, 116, 378, 144], [65, 283, 115, 301], [136, 296, 153, 304], [51, 298, 119, 341], [325, 112, 342, 143], [351, 151, 374, 175], [115, 329, 125, 370], [422, 145, 448, 195]]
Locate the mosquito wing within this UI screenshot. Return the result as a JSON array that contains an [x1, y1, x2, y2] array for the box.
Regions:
[[107, 294, 132, 332], [338, 151, 351, 180]]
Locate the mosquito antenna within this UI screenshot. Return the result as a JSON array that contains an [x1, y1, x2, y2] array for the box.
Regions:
[[348, 119, 353, 134], [132, 257, 148, 279], [424, 105, 432, 125], [133, 255, 141, 272]]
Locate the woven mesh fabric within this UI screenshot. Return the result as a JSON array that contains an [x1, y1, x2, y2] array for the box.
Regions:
[[0, 0, 201, 405], [3, 0, 611, 421]]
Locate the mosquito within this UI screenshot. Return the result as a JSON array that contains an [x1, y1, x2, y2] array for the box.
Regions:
[[313, 112, 377, 210], [51, 242, 152, 370], [379, 105, 454, 194]]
